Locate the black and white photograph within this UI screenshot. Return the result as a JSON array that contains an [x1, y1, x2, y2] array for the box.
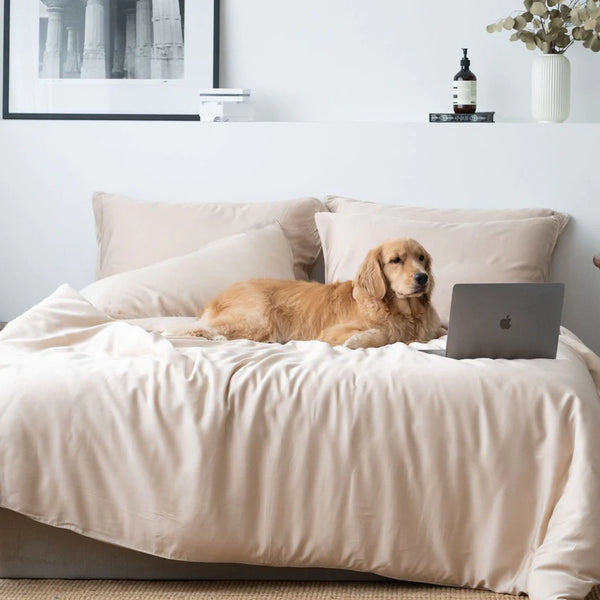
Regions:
[[3, 0, 218, 119], [38, 1, 185, 81]]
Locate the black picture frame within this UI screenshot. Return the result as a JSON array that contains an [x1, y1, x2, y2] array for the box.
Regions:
[[2, 0, 220, 121]]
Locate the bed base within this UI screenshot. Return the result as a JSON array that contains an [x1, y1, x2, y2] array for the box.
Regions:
[[0, 509, 384, 581]]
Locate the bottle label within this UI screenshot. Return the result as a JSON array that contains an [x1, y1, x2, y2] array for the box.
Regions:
[[453, 81, 477, 106]]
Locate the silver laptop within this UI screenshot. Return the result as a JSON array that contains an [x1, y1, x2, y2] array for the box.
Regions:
[[423, 283, 565, 359]]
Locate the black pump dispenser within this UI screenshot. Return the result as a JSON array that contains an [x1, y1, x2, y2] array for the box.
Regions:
[[453, 48, 477, 114], [460, 48, 470, 70]]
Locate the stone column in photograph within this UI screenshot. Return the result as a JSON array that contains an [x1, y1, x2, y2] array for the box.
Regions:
[[80, 0, 107, 78], [63, 25, 80, 77], [75, 29, 83, 73], [124, 4, 137, 78], [135, 0, 153, 79], [111, 15, 126, 78], [151, 0, 184, 79], [41, 1, 68, 78]]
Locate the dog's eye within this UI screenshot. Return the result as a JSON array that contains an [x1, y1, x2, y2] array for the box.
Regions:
[[419, 254, 425, 262], [390, 257, 403, 264]]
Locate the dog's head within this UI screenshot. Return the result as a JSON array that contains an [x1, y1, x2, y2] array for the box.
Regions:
[[353, 238, 434, 301]]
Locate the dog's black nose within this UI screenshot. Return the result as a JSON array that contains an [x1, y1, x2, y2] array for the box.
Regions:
[[414, 272, 428, 286]]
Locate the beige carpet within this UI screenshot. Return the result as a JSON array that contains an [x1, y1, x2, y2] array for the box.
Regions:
[[1, 581, 599, 600]]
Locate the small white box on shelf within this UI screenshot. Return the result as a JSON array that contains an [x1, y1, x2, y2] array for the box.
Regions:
[[199, 88, 253, 122]]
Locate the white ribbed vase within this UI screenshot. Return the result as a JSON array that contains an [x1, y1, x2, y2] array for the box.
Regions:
[[531, 54, 570, 123]]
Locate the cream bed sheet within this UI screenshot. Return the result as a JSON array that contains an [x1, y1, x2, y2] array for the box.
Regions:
[[0, 285, 599, 600]]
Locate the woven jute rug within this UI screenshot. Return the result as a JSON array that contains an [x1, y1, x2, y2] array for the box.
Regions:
[[1, 580, 599, 600]]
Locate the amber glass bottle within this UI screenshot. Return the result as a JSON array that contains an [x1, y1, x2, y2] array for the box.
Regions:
[[453, 48, 477, 114]]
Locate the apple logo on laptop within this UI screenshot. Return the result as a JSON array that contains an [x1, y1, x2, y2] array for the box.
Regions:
[[500, 315, 512, 330]]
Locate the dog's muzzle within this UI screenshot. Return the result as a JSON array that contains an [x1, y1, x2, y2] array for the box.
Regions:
[[408, 272, 429, 296], [414, 272, 428, 287]]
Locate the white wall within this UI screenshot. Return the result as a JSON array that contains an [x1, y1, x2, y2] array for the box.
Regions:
[[1, 2, 599, 353], [222, 0, 600, 123], [1, 121, 599, 352]]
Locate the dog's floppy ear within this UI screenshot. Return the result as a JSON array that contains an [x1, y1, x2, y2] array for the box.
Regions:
[[354, 248, 387, 300], [421, 247, 435, 300]]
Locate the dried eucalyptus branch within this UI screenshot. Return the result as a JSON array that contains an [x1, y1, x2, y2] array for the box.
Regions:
[[487, 0, 600, 53]]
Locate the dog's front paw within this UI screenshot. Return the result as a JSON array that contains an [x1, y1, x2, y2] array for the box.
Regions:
[[343, 337, 361, 350], [344, 332, 368, 350], [343, 328, 387, 350]]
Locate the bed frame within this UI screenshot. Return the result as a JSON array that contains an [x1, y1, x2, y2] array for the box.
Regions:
[[0, 509, 384, 580]]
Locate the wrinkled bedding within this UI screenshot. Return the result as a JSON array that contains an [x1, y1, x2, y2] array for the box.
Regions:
[[1, 285, 600, 599]]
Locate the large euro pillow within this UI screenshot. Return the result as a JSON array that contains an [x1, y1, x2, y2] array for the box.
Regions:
[[325, 195, 570, 229], [81, 224, 295, 319], [93, 192, 326, 281], [315, 212, 566, 326]]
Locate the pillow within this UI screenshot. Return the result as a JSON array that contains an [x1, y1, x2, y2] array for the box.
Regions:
[[325, 195, 569, 231], [315, 212, 565, 326], [93, 192, 327, 281], [81, 224, 295, 319]]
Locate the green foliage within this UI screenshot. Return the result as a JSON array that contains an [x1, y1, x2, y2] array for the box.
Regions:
[[487, 0, 600, 53]]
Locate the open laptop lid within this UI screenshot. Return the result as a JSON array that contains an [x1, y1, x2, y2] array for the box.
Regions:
[[445, 283, 565, 360]]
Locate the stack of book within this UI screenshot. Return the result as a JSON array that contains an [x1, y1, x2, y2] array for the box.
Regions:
[[429, 112, 495, 123]]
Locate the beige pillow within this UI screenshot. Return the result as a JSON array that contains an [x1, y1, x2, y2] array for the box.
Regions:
[[81, 224, 295, 319], [315, 212, 565, 326], [326, 195, 569, 231], [94, 192, 326, 281]]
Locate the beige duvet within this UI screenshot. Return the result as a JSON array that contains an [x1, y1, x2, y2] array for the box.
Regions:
[[1, 285, 600, 599]]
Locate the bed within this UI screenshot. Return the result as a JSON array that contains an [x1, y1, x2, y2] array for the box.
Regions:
[[1, 193, 599, 600]]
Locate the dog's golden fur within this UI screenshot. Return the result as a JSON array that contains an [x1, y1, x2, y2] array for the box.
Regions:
[[187, 238, 443, 349]]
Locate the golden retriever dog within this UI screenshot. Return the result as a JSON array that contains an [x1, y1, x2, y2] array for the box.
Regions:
[[186, 238, 443, 349]]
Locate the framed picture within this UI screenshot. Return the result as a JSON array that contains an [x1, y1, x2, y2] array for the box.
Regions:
[[2, 0, 220, 120]]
